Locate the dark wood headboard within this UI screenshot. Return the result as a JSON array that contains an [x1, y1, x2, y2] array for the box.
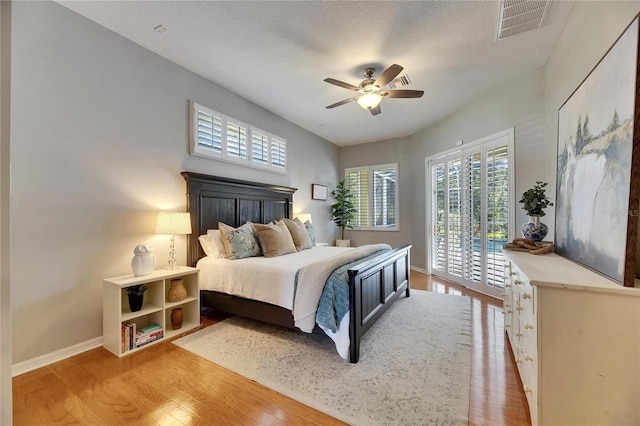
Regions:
[[182, 172, 297, 266]]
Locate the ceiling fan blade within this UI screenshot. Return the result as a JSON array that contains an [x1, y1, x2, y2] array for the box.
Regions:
[[369, 105, 382, 116], [383, 90, 424, 98], [324, 78, 360, 91], [374, 64, 403, 88], [326, 97, 358, 109]]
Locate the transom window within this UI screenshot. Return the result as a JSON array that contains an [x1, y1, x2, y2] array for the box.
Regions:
[[191, 101, 286, 174], [346, 163, 399, 231]]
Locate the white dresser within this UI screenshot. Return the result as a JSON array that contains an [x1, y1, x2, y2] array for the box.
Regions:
[[502, 251, 640, 426]]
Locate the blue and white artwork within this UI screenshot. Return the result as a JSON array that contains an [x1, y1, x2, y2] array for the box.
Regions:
[[555, 17, 638, 284]]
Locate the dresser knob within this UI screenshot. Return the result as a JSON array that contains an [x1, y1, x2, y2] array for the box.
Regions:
[[525, 355, 534, 362], [507, 309, 513, 313], [514, 279, 523, 285], [524, 323, 534, 330], [516, 305, 523, 311], [505, 324, 511, 328], [516, 332, 523, 338], [501, 293, 506, 297], [516, 358, 522, 364], [524, 385, 533, 393], [505, 303, 511, 308], [510, 271, 517, 276], [504, 284, 511, 288], [523, 293, 532, 299]]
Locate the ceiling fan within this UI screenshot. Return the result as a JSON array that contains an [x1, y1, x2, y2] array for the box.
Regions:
[[324, 64, 424, 116]]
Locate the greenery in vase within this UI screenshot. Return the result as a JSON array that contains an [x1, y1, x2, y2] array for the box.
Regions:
[[331, 180, 357, 240], [126, 284, 148, 296], [519, 181, 553, 217]]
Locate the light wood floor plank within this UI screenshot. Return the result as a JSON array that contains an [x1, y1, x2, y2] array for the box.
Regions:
[[13, 271, 530, 425]]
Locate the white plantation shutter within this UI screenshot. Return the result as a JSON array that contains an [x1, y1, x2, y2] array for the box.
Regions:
[[427, 129, 513, 297], [347, 169, 370, 228], [346, 163, 398, 231], [251, 131, 269, 165], [270, 137, 286, 169], [226, 120, 247, 161], [193, 105, 223, 156], [190, 101, 286, 174], [447, 157, 463, 278], [462, 152, 482, 284], [431, 161, 446, 272], [373, 167, 397, 227], [485, 144, 509, 289]]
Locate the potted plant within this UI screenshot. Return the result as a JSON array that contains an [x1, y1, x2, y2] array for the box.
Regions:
[[519, 181, 554, 242], [126, 284, 148, 312], [331, 180, 357, 247]]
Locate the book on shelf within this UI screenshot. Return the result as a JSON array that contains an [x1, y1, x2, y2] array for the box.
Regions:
[[136, 329, 163, 348], [138, 322, 162, 334], [121, 321, 136, 352], [135, 322, 163, 347]]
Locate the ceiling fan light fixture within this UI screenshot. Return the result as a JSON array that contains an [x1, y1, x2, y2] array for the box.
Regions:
[[357, 93, 382, 110]]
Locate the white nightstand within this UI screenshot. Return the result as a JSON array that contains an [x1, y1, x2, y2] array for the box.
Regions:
[[103, 267, 200, 357]]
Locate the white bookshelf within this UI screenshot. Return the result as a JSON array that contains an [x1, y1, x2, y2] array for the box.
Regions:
[[103, 267, 200, 357]]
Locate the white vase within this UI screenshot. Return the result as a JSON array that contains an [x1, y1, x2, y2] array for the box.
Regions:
[[336, 239, 351, 247], [131, 244, 155, 276]]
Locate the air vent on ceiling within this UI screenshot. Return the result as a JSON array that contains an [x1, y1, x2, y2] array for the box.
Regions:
[[387, 75, 411, 89], [497, 0, 551, 40]]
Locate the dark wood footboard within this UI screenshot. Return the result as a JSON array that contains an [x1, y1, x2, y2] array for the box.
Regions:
[[348, 244, 411, 363]]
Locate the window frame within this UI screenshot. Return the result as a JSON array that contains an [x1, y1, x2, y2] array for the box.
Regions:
[[345, 162, 399, 232], [190, 101, 287, 174]]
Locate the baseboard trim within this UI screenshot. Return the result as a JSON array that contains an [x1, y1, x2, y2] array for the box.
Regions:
[[12, 266, 427, 377], [12, 337, 103, 377], [410, 265, 427, 275]]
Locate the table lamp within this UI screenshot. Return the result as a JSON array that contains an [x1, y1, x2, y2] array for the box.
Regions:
[[156, 211, 192, 270], [294, 213, 312, 224]]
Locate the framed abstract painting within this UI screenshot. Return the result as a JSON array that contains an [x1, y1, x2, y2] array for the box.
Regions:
[[555, 15, 640, 287]]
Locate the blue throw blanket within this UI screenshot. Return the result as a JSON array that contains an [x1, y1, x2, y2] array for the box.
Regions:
[[315, 249, 389, 332]]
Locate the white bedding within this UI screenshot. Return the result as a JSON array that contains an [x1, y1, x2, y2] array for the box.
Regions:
[[196, 246, 353, 310], [197, 244, 385, 360]]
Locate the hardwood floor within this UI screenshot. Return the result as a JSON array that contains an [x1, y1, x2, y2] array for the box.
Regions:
[[13, 271, 531, 425], [413, 273, 531, 426]]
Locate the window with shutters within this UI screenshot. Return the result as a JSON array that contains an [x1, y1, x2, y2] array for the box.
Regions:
[[190, 101, 287, 174], [345, 163, 399, 231], [426, 129, 514, 298]]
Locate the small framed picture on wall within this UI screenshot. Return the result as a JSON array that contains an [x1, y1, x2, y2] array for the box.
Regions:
[[312, 184, 328, 200]]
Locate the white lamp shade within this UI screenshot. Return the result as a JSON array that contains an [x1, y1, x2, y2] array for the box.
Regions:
[[156, 212, 192, 235], [294, 213, 312, 224]]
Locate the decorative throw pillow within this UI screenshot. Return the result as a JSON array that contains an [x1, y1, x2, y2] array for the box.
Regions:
[[218, 222, 262, 260], [198, 235, 217, 257], [251, 221, 297, 258], [197, 229, 227, 258], [303, 220, 317, 246], [208, 229, 229, 258], [283, 218, 312, 251]]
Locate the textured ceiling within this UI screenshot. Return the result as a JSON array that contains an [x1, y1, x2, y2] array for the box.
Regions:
[[57, 1, 574, 146]]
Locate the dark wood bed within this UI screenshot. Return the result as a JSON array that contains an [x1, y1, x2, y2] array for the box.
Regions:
[[182, 171, 411, 363]]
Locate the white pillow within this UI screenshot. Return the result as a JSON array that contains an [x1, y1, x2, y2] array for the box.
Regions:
[[198, 229, 228, 258]]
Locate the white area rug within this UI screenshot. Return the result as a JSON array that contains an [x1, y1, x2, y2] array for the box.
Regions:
[[173, 290, 471, 425]]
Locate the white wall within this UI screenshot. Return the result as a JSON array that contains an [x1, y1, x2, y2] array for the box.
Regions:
[[544, 1, 640, 194], [10, 1, 339, 365], [340, 2, 640, 271], [341, 67, 546, 269], [0, 1, 11, 422]]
